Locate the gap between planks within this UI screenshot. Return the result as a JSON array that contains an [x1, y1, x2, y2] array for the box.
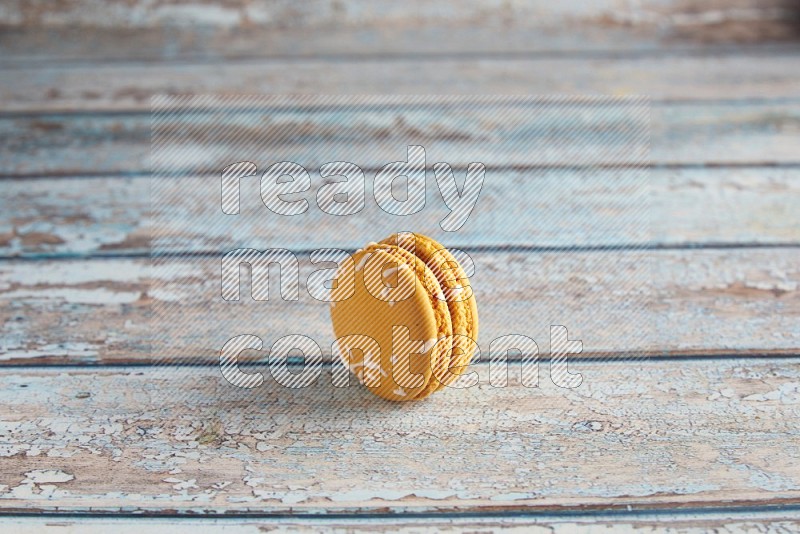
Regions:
[[1, 505, 800, 529]]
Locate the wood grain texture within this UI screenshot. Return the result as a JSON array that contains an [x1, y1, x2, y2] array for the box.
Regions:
[[3, 101, 800, 177], [3, 514, 800, 532], [1, 167, 798, 258], [5, 29, 800, 69], [2, 52, 800, 113], [0, 358, 798, 514], [1, 248, 797, 365], [1, 0, 797, 50]]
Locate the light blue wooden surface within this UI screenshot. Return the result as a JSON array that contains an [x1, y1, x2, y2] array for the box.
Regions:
[[0, 0, 798, 527]]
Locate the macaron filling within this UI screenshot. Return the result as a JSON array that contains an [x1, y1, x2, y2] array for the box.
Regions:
[[381, 234, 479, 390]]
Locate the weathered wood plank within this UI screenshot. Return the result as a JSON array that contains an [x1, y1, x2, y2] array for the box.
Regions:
[[0, 0, 790, 30], [2, 52, 800, 113], [1, 248, 797, 365], [2, 513, 800, 532], [2, 101, 800, 176], [5, 29, 800, 69], [1, 0, 797, 57], [2, 168, 798, 258], [0, 358, 798, 513], [0, 0, 656, 27]]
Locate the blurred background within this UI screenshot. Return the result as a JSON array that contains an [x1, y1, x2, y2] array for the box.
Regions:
[[2, 0, 800, 109]]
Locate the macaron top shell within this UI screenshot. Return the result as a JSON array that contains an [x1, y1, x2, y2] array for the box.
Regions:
[[330, 234, 479, 401], [329, 242, 452, 401]]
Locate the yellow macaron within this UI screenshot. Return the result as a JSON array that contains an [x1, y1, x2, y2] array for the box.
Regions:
[[329, 232, 479, 401]]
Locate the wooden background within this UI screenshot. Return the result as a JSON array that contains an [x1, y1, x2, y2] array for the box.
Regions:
[[1, 0, 800, 531]]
